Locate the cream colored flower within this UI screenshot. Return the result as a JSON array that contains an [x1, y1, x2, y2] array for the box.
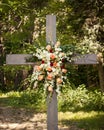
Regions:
[[48, 86, 53, 92], [46, 45, 51, 51], [57, 78, 63, 84], [62, 69, 67, 73], [38, 75, 44, 81], [55, 41, 60, 47]]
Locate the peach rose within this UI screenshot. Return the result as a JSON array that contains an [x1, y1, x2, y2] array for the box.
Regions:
[[57, 78, 63, 84], [47, 73, 53, 80], [62, 69, 67, 73], [48, 86, 53, 92], [53, 62, 57, 67], [50, 54, 55, 60], [46, 45, 51, 51], [47, 67, 52, 72], [36, 65, 42, 71], [38, 75, 44, 81]]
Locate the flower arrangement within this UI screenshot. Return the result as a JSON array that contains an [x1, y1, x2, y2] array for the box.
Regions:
[[31, 41, 68, 95]]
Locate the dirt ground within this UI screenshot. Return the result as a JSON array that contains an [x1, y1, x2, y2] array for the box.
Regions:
[[0, 106, 82, 130]]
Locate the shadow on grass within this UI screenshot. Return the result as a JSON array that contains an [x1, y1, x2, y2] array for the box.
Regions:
[[0, 97, 47, 130], [0, 96, 46, 112], [0, 97, 104, 130], [60, 112, 104, 130], [0, 96, 20, 107]]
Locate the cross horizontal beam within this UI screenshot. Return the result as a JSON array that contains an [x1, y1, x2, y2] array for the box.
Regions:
[[6, 54, 98, 65], [72, 54, 98, 65], [6, 54, 33, 65]]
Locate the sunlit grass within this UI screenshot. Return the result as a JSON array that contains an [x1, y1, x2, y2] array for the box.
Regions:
[[59, 111, 104, 130], [59, 111, 103, 120], [0, 90, 46, 112]]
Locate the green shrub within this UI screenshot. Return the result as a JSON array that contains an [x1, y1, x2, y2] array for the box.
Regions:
[[86, 90, 104, 110], [18, 89, 46, 111], [58, 84, 104, 111], [0, 84, 104, 112], [1, 89, 46, 111]]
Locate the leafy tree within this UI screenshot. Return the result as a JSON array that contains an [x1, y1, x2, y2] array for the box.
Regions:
[[65, 0, 104, 91], [0, 0, 104, 91]]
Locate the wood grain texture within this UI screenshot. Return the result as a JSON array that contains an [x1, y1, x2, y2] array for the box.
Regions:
[[6, 54, 98, 65], [46, 15, 56, 45], [47, 91, 58, 130], [6, 54, 33, 65]]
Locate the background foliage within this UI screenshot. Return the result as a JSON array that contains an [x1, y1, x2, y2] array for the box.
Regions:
[[0, 0, 104, 111], [0, 84, 104, 111]]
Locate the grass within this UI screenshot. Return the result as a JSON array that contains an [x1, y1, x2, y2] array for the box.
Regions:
[[58, 111, 104, 130], [0, 90, 46, 112], [0, 91, 104, 129]]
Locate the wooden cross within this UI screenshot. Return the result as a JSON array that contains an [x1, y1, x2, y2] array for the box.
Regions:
[[6, 15, 98, 130]]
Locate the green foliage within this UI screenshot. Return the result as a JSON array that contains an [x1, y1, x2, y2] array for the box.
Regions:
[[58, 84, 104, 111], [18, 89, 46, 111], [2, 65, 31, 91], [0, 0, 104, 102], [1, 89, 46, 112], [0, 84, 104, 112]]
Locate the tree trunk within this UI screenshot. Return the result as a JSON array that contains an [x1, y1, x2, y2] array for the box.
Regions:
[[98, 62, 104, 92], [21, 69, 28, 90], [0, 44, 5, 91], [0, 67, 5, 91], [97, 53, 104, 92], [14, 70, 23, 90]]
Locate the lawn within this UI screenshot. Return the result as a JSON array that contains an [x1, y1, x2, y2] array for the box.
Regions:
[[58, 111, 104, 130], [0, 91, 104, 130]]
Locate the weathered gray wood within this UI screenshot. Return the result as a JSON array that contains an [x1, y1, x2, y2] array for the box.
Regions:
[[73, 54, 98, 65], [47, 91, 58, 130], [46, 15, 58, 130], [6, 54, 33, 65], [46, 15, 56, 45], [6, 54, 98, 65]]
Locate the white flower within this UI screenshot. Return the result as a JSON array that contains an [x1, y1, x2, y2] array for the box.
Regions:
[[55, 47, 62, 52]]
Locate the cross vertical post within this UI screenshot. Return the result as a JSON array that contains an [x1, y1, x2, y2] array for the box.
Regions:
[[46, 15, 58, 130], [46, 15, 56, 45]]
